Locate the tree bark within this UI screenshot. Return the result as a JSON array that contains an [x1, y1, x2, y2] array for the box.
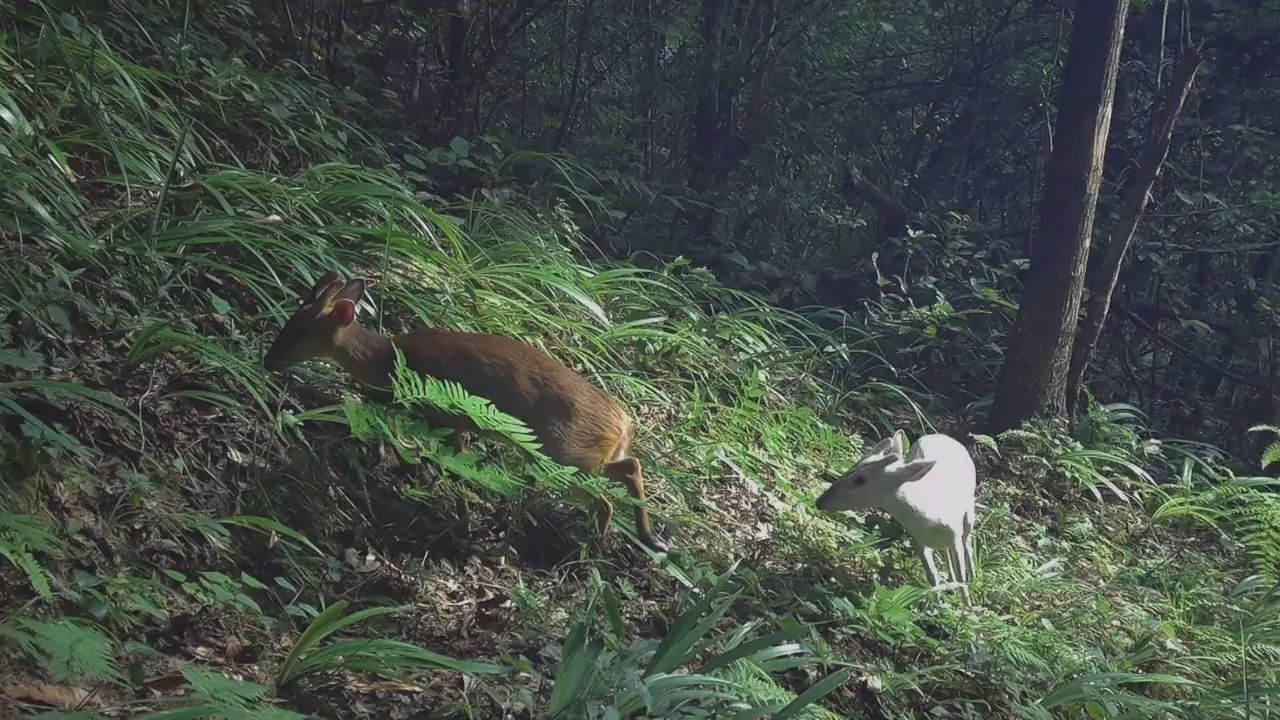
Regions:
[[987, 0, 1129, 433], [1066, 48, 1202, 419]]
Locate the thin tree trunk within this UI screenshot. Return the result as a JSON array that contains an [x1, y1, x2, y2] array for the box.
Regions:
[[636, 0, 659, 175], [1066, 48, 1202, 419], [439, 1, 472, 131], [552, 0, 597, 147], [689, 0, 725, 193], [987, 0, 1129, 433]]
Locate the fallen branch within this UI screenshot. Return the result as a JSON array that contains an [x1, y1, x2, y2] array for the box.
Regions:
[[1126, 309, 1266, 391]]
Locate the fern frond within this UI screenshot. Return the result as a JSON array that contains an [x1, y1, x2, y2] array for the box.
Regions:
[[0, 546, 54, 600], [0, 512, 63, 553], [0, 513, 63, 601], [383, 348, 601, 496], [390, 348, 547, 458], [1260, 440, 1280, 470], [1155, 477, 1280, 573], [135, 667, 306, 720], [345, 399, 526, 495], [0, 618, 123, 685]]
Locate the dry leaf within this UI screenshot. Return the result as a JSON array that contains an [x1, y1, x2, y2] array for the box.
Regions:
[[3, 683, 91, 709], [227, 446, 248, 465]]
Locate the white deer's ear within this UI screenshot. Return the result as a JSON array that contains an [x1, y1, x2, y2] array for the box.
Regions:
[[862, 435, 894, 461], [891, 458, 935, 485], [890, 429, 908, 458]]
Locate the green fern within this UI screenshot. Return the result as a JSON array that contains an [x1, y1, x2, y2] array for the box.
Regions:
[[136, 667, 304, 720], [389, 347, 548, 459], [345, 398, 527, 495], [344, 348, 602, 500], [0, 617, 123, 684], [0, 545, 54, 601], [1154, 476, 1280, 573], [1228, 490, 1280, 574], [1249, 425, 1280, 470], [183, 667, 279, 707], [1261, 441, 1280, 470], [1261, 443, 1280, 471], [0, 513, 63, 601]]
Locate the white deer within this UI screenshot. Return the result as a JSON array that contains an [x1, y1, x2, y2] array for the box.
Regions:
[[816, 429, 976, 601]]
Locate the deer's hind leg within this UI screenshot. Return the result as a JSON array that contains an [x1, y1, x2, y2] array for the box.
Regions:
[[601, 457, 668, 552]]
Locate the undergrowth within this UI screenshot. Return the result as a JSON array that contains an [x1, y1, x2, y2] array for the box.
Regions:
[[1, 3, 1278, 718]]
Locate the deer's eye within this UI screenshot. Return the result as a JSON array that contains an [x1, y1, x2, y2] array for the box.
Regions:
[[852, 475, 866, 486]]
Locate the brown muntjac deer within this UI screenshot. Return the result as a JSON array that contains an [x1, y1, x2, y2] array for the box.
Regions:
[[263, 271, 669, 552]]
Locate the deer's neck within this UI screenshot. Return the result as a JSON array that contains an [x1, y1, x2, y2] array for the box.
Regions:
[[331, 324, 396, 390]]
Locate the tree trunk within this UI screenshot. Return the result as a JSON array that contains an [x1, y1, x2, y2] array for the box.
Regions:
[[635, 0, 660, 175], [1066, 48, 1202, 419], [987, 0, 1129, 433], [437, 0, 472, 131], [688, 0, 725, 194], [551, 0, 597, 148]]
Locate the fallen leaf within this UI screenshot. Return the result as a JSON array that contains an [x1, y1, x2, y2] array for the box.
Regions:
[[344, 547, 381, 573], [224, 637, 260, 663], [224, 637, 243, 660], [189, 645, 214, 659], [3, 683, 91, 709]]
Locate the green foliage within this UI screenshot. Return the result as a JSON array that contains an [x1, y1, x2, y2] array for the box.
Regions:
[[274, 600, 507, 687], [0, 617, 123, 685], [0, 380, 135, 464], [1028, 671, 1193, 718], [392, 349, 548, 458], [1000, 425, 1155, 502], [64, 570, 170, 630], [342, 347, 591, 500], [0, 513, 62, 601], [161, 569, 268, 620], [1153, 471, 1280, 574], [830, 584, 932, 648], [1074, 402, 1149, 449], [138, 668, 305, 720], [547, 563, 844, 719], [1249, 424, 1280, 470]]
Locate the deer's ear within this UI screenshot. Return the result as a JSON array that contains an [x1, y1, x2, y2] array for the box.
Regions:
[[862, 436, 894, 459], [331, 299, 357, 328], [309, 271, 343, 302], [336, 277, 367, 304], [891, 458, 936, 485]]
